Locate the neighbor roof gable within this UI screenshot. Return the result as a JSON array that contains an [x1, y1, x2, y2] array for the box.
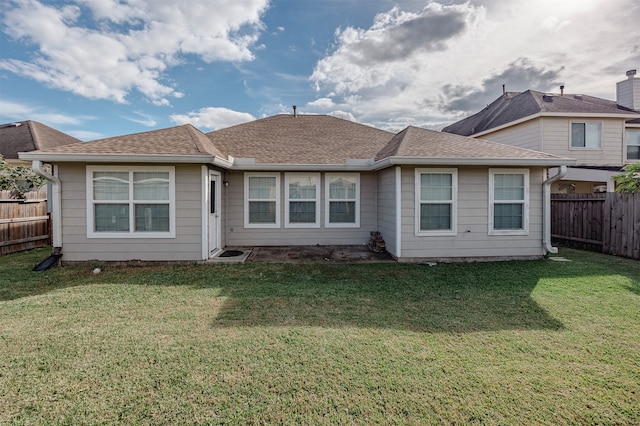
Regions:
[[0, 120, 81, 160]]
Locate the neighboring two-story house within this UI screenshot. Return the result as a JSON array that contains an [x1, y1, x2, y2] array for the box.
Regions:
[[443, 70, 640, 193]]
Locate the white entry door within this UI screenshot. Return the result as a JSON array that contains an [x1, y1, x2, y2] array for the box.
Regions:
[[208, 172, 221, 256]]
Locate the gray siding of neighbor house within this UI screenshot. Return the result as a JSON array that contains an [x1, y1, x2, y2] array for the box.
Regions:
[[479, 119, 542, 151], [58, 163, 204, 262], [224, 171, 377, 246], [376, 167, 397, 257], [399, 166, 546, 261]]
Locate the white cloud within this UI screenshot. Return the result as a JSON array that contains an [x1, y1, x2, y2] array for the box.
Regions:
[[1, 0, 269, 105], [170, 107, 255, 131], [309, 0, 640, 128], [121, 111, 157, 127], [0, 99, 86, 126]]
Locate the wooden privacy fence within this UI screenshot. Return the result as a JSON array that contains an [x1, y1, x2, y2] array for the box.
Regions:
[[551, 192, 640, 260], [0, 189, 50, 255]]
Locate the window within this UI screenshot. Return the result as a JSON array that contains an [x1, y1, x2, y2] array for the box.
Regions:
[[285, 173, 320, 228], [325, 173, 359, 227], [489, 169, 529, 235], [86, 166, 175, 238], [571, 122, 601, 148], [245, 173, 280, 228], [415, 168, 457, 236], [627, 129, 640, 160]]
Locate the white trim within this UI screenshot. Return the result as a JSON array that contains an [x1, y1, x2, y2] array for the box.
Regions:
[[394, 166, 402, 258], [208, 170, 223, 257], [569, 120, 603, 150], [370, 156, 575, 170], [414, 168, 458, 237], [284, 172, 320, 228], [325, 173, 360, 228], [86, 165, 176, 239], [488, 168, 529, 236], [244, 172, 281, 228], [201, 166, 208, 260]]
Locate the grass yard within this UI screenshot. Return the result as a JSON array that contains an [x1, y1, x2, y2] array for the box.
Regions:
[[0, 248, 639, 425]]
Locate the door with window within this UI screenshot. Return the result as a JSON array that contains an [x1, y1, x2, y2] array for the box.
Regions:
[[208, 172, 221, 256]]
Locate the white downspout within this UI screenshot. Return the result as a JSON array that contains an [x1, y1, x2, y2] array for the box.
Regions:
[[32, 161, 62, 251], [543, 165, 567, 254]]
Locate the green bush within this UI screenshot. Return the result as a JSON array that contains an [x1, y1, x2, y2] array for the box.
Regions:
[[613, 162, 640, 193], [0, 155, 47, 198]]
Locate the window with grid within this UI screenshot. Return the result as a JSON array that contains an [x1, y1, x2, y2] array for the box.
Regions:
[[627, 129, 640, 160], [571, 122, 602, 148], [415, 168, 457, 236], [489, 169, 529, 235], [285, 173, 319, 227], [87, 166, 175, 238], [325, 173, 359, 227], [245, 173, 280, 228]]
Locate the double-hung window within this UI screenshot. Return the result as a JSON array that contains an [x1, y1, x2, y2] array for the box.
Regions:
[[415, 168, 457, 236], [87, 166, 175, 238], [571, 121, 602, 148], [489, 169, 529, 235], [627, 129, 640, 160], [245, 173, 280, 228], [325, 173, 359, 227], [285, 173, 320, 228]]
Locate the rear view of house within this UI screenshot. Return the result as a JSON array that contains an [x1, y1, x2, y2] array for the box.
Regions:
[[19, 114, 574, 263]]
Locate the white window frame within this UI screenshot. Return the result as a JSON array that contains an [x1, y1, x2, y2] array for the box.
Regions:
[[285, 173, 320, 228], [569, 121, 602, 150], [86, 165, 176, 239], [244, 172, 281, 228], [325, 173, 360, 228], [626, 129, 640, 161], [488, 168, 529, 236], [415, 168, 458, 237]]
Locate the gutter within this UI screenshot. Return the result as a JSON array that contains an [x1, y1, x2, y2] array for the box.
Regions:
[[32, 160, 62, 252], [542, 165, 567, 254]]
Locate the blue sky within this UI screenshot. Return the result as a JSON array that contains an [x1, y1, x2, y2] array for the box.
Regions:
[[1, 0, 639, 140]]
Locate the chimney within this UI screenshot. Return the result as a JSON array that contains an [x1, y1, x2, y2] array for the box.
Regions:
[[560, 85, 564, 96], [293, 105, 297, 117], [616, 69, 640, 111]]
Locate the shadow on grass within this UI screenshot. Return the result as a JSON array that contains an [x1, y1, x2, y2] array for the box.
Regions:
[[211, 261, 566, 333]]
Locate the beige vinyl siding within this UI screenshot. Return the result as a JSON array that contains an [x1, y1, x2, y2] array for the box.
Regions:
[[480, 119, 542, 151], [225, 171, 376, 246], [541, 117, 625, 166], [58, 163, 204, 262], [399, 166, 545, 260], [376, 167, 397, 256]]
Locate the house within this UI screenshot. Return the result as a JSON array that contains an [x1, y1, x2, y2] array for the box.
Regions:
[[443, 70, 640, 193], [19, 114, 575, 263], [0, 120, 81, 165]]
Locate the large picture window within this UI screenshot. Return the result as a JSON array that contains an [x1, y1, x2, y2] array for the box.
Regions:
[[489, 169, 529, 236], [325, 173, 360, 227], [415, 168, 457, 236], [244, 173, 280, 228], [87, 166, 175, 238], [285, 173, 320, 228], [571, 122, 601, 148]]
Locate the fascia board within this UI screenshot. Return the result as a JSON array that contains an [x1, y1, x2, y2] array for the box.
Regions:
[[371, 156, 577, 170], [18, 152, 218, 164]]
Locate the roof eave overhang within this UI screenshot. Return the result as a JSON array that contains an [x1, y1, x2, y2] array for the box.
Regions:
[[18, 152, 219, 165], [473, 111, 640, 137], [371, 156, 577, 170], [228, 163, 371, 171]]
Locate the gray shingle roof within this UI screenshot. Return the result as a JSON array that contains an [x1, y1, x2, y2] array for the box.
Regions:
[[0, 120, 81, 160], [206, 114, 394, 164], [442, 90, 640, 136]]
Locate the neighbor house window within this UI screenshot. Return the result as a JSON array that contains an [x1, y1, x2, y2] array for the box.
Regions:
[[86, 166, 175, 238], [489, 169, 529, 235], [325, 173, 359, 227], [627, 129, 640, 160], [415, 168, 457, 236], [285, 173, 320, 228], [571, 122, 602, 148], [245, 173, 280, 228]]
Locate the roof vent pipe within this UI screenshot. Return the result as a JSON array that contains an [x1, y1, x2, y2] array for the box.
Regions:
[[502, 84, 506, 96], [293, 105, 297, 117], [627, 69, 637, 79], [560, 85, 564, 96]]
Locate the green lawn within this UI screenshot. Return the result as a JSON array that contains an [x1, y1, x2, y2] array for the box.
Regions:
[[1, 248, 639, 425]]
